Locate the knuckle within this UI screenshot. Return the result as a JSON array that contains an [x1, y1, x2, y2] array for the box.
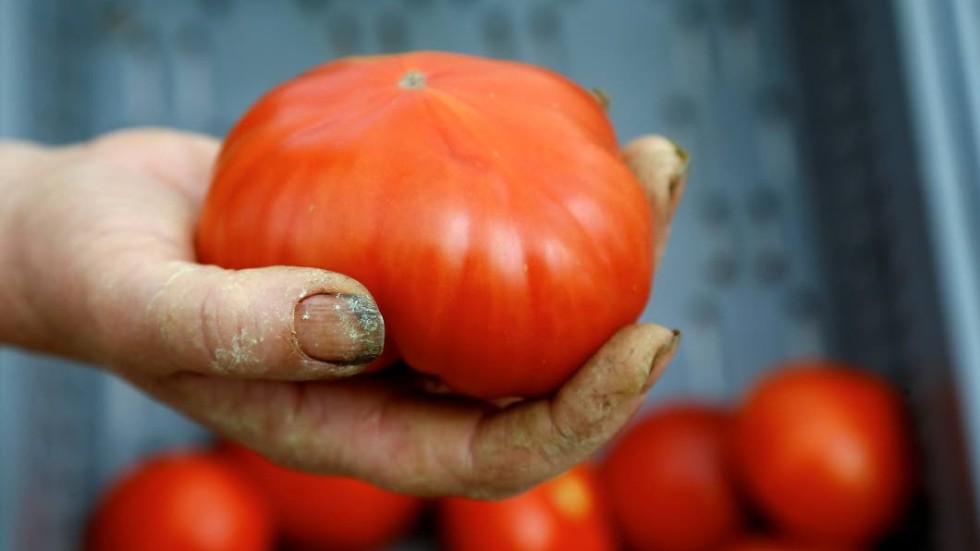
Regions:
[[196, 279, 226, 369], [548, 400, 592, 453], [200, 273, 264, 375], [464, 451, 556, 500], [146, 265, 262, 375]]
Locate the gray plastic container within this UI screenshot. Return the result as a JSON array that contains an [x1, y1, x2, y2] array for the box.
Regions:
[[1, 0, 979, 549]]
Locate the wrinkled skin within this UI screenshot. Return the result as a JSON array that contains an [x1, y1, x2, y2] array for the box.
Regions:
[[0, 129, 687, 498]]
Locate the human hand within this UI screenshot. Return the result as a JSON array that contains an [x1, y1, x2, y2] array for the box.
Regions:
[[0, 129, 687, 498]]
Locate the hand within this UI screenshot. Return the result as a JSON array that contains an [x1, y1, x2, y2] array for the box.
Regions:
[[0, 128, 687, 498]]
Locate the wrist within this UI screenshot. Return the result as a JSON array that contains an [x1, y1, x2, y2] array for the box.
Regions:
[[0, 141, 53, 348]]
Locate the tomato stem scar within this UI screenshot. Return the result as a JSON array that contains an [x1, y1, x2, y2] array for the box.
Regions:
[[399, 69, 426, 90]]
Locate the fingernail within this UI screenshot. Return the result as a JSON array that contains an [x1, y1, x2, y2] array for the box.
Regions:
[[294, 293, 384, 365], [643, 329, 681, 392]]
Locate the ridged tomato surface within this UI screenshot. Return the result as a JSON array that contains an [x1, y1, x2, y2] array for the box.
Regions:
[[196, 51, 654, 399]]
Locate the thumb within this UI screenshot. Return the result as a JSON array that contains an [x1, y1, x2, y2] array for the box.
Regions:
[[103, 261, 385, 381]]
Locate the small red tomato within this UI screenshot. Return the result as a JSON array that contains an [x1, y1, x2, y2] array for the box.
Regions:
[[221, 443, 423, 551], [600, 403, 743, 551], [85, 450, 273, 551], [732, 362, 914, 546], [439, 464, 617, 551], [716, 536, 861, 551]]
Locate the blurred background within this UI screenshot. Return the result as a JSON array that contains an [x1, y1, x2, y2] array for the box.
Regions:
[[1, 0, 979, 549]]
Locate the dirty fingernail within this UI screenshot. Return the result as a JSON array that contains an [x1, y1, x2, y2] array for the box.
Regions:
[[643, 329, 681, 392], [294, 293, 384, 365]]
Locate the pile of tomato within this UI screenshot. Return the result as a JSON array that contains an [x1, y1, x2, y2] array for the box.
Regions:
[[86, 52, 915, 551], [601, 361, 915, 551], [84, 360, 915, 551]]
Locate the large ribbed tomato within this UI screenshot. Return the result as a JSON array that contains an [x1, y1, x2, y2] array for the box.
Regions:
[[196, 51, 654, 399]]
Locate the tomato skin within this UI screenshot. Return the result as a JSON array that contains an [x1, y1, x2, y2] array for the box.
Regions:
[[732, 362, 913, 547], [600, 403, 744, 551], [221, 443, 423, 551], [85, 450, 273, 551], [439, 464, 617, 551], [196, 51, 654, 399]]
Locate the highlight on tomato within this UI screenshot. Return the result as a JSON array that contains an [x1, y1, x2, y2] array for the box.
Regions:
[[600, 402, 744, 551], [196, 51, 655, 399], [731, 361, 914, 547], [85, 449, 273, 551], [438, 463, 617, 551], [219, 442, 424, 551]]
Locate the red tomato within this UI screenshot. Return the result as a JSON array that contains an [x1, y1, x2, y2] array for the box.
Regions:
[[85, 450, 273, 551], [732, 362, 913, 546], [716, 536, 860, 551], [196, 51, 654, 399], [221, 443, 423, 551], [600, 403, 744, 551], [439, 464, 617, 551]]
